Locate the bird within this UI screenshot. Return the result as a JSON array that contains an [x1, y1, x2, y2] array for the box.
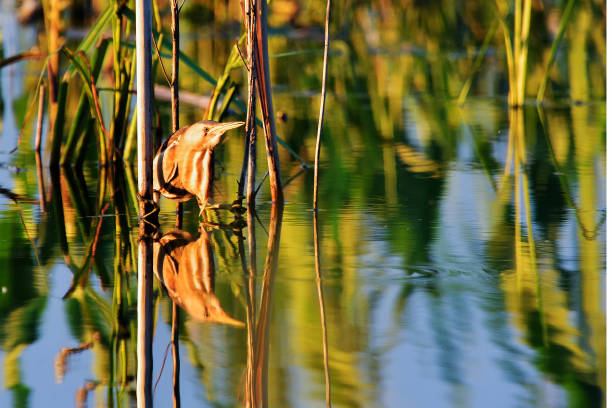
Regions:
[[153, 227, 244, 326], [153, 120, 244, 211]]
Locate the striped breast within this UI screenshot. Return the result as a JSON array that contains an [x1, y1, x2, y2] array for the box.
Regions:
[[178, 148, 214, 207]]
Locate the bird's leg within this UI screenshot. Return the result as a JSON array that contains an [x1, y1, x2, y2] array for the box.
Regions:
[[203, 199, 246, 215], [138, 193, 160, 218]]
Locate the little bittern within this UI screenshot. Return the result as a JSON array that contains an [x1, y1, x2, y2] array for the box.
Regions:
[[153, 120, 244, 210]]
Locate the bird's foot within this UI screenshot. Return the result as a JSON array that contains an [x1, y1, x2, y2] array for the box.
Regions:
[[137, 193, 160, 218], [203, 199, 246, 215]]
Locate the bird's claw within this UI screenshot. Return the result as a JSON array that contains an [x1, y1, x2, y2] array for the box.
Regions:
[[137, 193, 160, 218]]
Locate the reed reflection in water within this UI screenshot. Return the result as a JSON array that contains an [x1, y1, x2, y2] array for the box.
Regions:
[[133, 203, 288, 407]]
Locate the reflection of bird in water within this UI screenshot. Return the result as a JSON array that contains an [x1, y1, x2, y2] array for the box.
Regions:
[[153, 227, 243, 326], [153, 120, 244, 211]]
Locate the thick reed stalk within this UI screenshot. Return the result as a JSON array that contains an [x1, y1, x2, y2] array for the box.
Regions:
[[255, 0, 283, 203], [313, 0, 332, 210], [136, 0, 154, 405]]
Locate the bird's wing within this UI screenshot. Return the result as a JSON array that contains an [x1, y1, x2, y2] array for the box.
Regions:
[[166, 161, 179, 183], [163, 140, 180, 183]]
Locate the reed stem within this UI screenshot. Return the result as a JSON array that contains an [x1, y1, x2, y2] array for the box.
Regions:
[[241, 0, 259, 205], [35, 84, 46, 152], [255, 0, 283, 203], [536, 0, 576, 103], [313, 0, 332, 210], [135, 0, 154, 405], [170, 2, 182, 406]]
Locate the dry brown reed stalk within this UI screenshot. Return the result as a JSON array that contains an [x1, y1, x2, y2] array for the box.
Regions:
[[313, 0, 332, 210], [239, 0, 259, 206], [254, 0, 283, 203]]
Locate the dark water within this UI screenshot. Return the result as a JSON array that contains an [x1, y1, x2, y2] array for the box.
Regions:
[[0, 1, 606, 407]]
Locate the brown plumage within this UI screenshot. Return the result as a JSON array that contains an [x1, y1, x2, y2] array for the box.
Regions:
[[153, 120, 244, 209], [153, 228, 244, 326]]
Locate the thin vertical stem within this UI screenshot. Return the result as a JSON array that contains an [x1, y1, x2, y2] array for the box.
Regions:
[[170, 5, 181, 402], [171, 302, 180, 408], [313, 212, 331, 406], [313, 0, 332, 210], [456, 21, 497, 105], [171, 0, 180, 133]]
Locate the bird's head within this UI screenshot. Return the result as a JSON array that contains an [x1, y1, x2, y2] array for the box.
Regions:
[[183, 120, 245, 151]]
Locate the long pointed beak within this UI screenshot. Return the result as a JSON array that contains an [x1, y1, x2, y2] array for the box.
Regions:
[[209, 121, 244, 137]]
